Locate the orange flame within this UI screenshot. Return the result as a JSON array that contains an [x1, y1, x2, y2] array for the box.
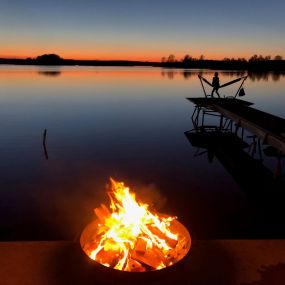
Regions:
[[81, 178, 190, 272]]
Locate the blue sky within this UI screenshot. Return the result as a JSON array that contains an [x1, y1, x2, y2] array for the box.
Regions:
[[1, 0, 284, 60]]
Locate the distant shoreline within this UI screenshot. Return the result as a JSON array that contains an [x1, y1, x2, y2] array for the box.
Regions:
[[0, 58, 161, 68], [1, 58, 285, 71]]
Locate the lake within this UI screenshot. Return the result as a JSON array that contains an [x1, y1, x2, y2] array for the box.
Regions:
[[0, 65, 284, 241]]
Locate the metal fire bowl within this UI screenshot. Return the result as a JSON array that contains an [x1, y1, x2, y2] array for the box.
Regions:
[[79, 218, 191, 280]]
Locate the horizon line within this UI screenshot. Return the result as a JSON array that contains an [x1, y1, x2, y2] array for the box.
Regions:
[[1, 54, 284, 63]]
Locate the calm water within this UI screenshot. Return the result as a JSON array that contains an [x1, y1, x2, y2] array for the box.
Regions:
[[0, 65, 285, 241]]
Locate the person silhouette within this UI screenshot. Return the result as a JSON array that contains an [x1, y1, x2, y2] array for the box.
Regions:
[[211, 72, 220, 98]]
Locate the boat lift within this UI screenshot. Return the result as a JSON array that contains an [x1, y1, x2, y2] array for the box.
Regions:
[[198, 74, 248, 98]]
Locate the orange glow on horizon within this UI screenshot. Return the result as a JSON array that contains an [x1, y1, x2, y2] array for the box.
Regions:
[[0, 48, 255, 62], [1, 49, 163, 62]]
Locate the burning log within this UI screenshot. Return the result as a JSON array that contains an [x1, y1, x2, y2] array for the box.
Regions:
[[132, 247, 164, 269], [125, 259, 146, 272], [94, 204, 111, 223], [94, 248, 119, 268], [147, 225, 178, 249], [134, 237, 148, 254], [80, 178, 191, 272]]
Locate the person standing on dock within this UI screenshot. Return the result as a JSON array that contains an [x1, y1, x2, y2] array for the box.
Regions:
[[211, 72, 220, 98]]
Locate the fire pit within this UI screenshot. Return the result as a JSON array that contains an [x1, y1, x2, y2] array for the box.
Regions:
[[80, 178, 191, 272]]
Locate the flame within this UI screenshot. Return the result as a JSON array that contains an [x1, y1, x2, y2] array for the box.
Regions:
[[82, 178, 190, 272]]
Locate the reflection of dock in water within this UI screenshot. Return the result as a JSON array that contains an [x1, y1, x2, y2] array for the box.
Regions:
[[185, 128, 283, 192], [185, 97, 285, 192], [187, 98, 285, 154]]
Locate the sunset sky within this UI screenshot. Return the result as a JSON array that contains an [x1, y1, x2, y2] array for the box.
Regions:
[[1, 0, 285, 61]]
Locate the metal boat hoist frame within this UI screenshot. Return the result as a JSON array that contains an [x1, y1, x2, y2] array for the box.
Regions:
[[198, 74, 248, 98]]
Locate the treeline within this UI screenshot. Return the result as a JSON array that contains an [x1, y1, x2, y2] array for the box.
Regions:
[[0, 53, 160, 67], [161, 54, 285, 70], [1, 53, 285, 71]]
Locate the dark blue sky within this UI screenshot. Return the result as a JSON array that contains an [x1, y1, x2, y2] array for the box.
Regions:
[[1, 0, 284, 60]]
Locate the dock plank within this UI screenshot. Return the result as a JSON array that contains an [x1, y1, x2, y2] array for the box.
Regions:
[[1, 240, 285, 285]]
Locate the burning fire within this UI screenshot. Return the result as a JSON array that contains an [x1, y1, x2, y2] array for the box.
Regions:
[[80, 178, 191, 272]]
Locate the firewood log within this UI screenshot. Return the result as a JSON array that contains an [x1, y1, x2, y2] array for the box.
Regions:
[[96, 248, 121, 268], [147, 225, 178, 248], [126, 259, 146, 272], [132, 248, 165, 269], [94, 204, 111, 222], [134, 237, 147, 254]]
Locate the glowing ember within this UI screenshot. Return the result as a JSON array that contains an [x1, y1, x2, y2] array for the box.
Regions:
[[80, 178, 191, 272]]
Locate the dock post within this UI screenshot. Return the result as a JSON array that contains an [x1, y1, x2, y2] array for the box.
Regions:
[[43, 129, 49, 160]]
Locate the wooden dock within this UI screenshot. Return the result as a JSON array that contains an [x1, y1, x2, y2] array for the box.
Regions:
[[187, 98, 285, 154], [187, 97, 254, 108], [2, 240, 285, 285]]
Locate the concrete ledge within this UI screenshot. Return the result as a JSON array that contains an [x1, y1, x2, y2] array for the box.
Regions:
[[1, 240, 285, 285]]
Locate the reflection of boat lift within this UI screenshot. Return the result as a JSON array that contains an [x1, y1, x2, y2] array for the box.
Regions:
[[185, 110, 285, 191], [185, 75, 285, 190], [191, 98, 253, 143]]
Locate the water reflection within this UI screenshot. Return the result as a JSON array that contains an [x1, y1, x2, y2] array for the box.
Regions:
[[185, 99, 285, 237], [161, 69, 285, 82], [185, 108, 285, 191], [37, 66, 62, 77], [1, 66, 285, 240], [247, 71, 285, 82], [38, 71, 61, 77]]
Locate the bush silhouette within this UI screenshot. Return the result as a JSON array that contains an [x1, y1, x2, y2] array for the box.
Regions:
[[35, 54, 63, 65]]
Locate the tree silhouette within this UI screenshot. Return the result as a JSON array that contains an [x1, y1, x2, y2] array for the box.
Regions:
[[167, 54, 176, 63], [274, 55, 283, 60], [249, 54, 258, 62], [36, 54, 63, 65], [182, 54, 193, 63]]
